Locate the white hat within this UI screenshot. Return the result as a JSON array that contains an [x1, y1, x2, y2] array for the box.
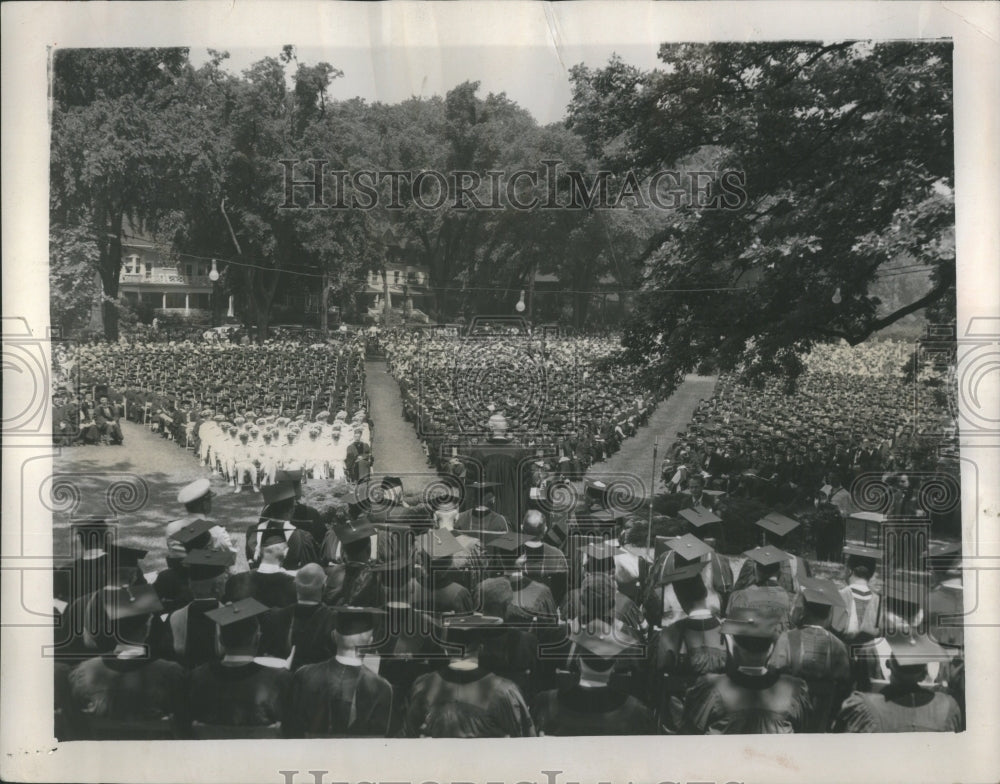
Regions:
[[177, 477, 212, 505]]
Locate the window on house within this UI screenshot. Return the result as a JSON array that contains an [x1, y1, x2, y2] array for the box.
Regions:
[[185, 264, 193, 278], [393, 270, 401, 285]]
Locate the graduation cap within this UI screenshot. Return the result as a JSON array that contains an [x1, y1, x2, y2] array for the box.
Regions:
[[568, 620, 637, 659], [205, 597, 270, 628], [183, 548, 235, 579], [332, 606, 387, 636], [664, 533, 715, 563], [275, 469, 303, 484], [578, 508, 629, 528], [107, 544, 148, 569], [417, 528, 464, 561], [885, 631, 949, 667], [258, 522, 292, 547], [334, 520, 377, 545], [678, 508, 722, 528], [755, 512, 800, 538], [169, 518, 215, 551], [743, 545, 791, 567], [465, 480, 498, 495], [488, 532, 530, 553], [261, 483, 297, 505], [580, 540, 620, 565], [720, 606, 782, 639], [658, 560, 705, 586], [440, 612, 506, 643], [103, 584, 163, 621], [798, 577, 846, 608]]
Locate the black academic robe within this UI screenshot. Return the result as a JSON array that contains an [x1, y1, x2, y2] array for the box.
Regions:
[[188, 661, 290, 726], [66, 654, 188, 739], [245, 512, 320, 570], [152, 561, 193, 615], [323, 560, 387, 608], [834, 685, 962, 733], [682, 667, 812, 734], [168, 599, 223, 668], [403, 666, 536, 737], [283, 658, 393, 738], [224, 570, 297, 609], [734, 554, 811, 595], [532, 684, 655, 736], [455, 508, 511, 534], [259, 603, 338, 668], [415, 580, 474, 616], [769, 626, 852, 732]]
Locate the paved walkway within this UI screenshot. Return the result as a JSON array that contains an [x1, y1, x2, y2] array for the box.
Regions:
[[365, 359, 435, 489], [586, 374, 718, 494], [52, 369, 715, 569], [53, 421, 260, 572]]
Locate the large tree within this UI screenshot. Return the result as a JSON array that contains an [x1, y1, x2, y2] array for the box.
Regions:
[[49, 48, 192, 340], [567, 41, 955, 388]]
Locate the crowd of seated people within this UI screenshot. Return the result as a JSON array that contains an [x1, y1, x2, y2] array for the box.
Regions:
[[381, 330, 657, 473], [51, 463, 964, 740], [49, 339, 368, 478], [660, 341, 957, 519]]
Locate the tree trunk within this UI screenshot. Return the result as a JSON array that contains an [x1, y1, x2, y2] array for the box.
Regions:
[[320, 272, 329, 335], [383, 263, 392, 324], [98, 216, 123, 341]]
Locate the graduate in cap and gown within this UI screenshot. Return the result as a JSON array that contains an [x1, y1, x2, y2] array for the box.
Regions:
[[532, 618, 654, 736], [726, 546, 795, 634], [733, 513, 811, 594], [681, 606, 812, 734], [768, 577, 852, 732], [834, 632, 962, 733], [167, 549, 233, 668], [72, 544, 151, 655], [283, 607, 394, 737], [652, 557, 729, 679], [455, 481, 511, 535], [225, 522, 297, 608], [66, 585, 188, 739], [402, 614, 536, 738], [412, 529, 475, 616], [246, 480, 319, 571], [644, 510, 733, 619], [323, 519, 386, 608], [644, 533, 726, 643], [186, 598, 290, 732]]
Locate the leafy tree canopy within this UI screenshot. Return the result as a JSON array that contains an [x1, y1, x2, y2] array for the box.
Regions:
[[568, 41, 955, 389]]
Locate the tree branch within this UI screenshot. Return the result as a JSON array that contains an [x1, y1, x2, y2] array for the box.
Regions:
[[846, 279, 954, 345]]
